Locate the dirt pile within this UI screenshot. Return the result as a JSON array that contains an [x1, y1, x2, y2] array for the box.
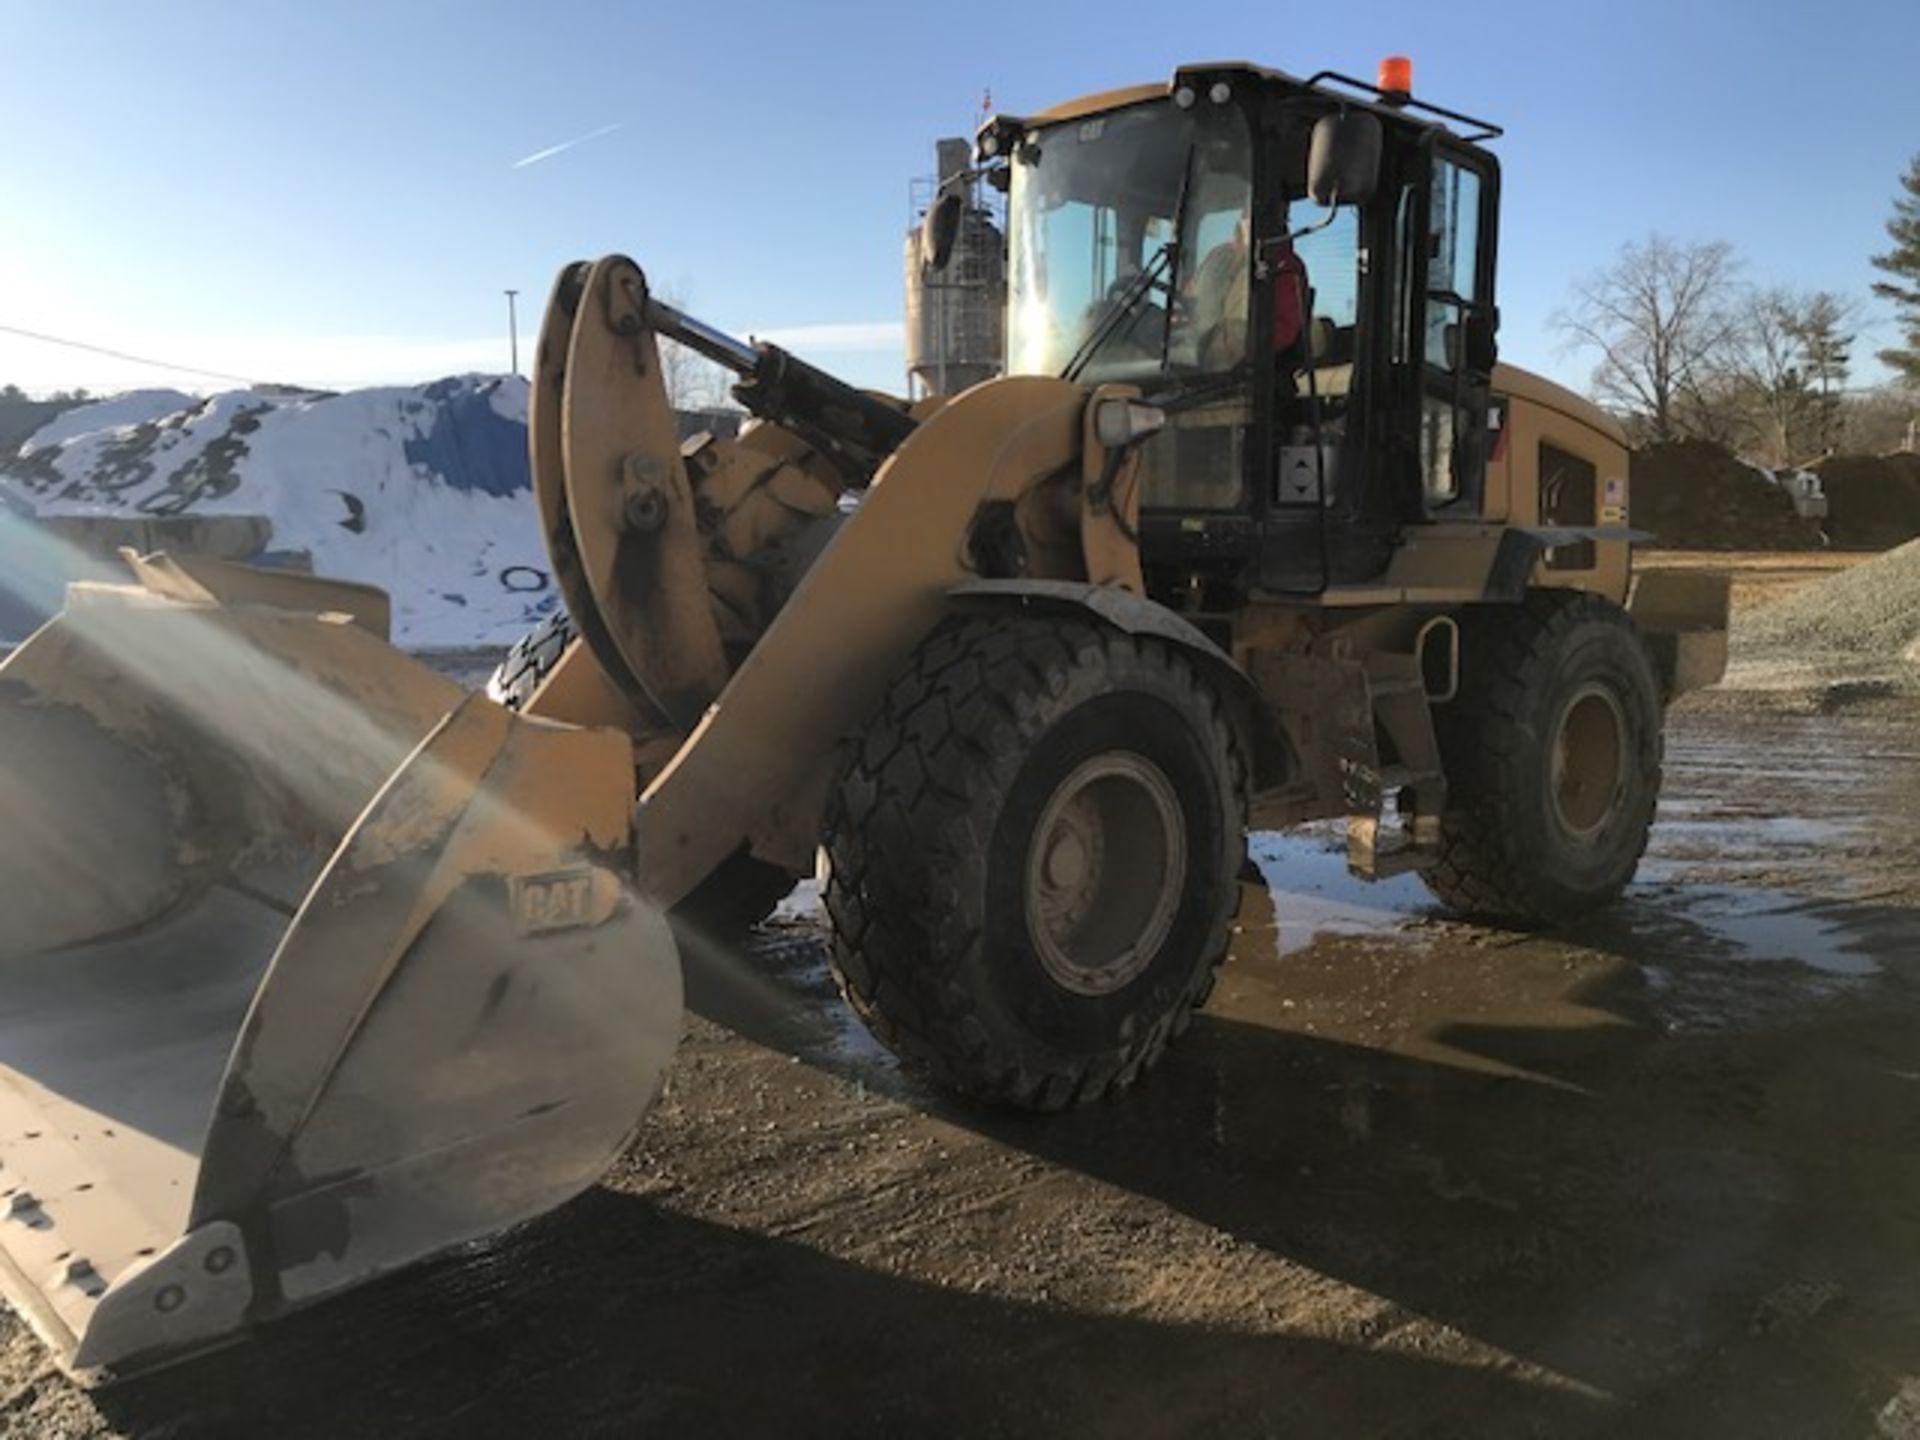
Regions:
[[1811, 452, 1920, 549], [1630, 441, 1823, 550], [1732, 537, 1920, 671]]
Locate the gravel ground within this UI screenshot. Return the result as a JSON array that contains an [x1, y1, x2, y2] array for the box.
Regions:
[[1633, 549, 1868, 615], [6, 561, 1920, 1438], [1734, 538, 1920, 665], [1705, 541, 1920, 705]]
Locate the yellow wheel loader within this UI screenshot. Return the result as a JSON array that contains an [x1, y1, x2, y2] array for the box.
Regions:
[[0, 59, 1728, 1379]]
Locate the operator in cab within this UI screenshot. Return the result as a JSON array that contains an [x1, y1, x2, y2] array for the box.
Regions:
[[1182, 204, 1310, 372]]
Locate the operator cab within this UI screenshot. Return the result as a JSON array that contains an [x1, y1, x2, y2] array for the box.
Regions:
[[980, 59, 1501, 602]]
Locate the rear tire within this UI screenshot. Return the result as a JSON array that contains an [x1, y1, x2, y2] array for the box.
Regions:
[[486, 608, 575, 711], [1422, 591, 1662, 923], [823, 615, 1245, 1109]]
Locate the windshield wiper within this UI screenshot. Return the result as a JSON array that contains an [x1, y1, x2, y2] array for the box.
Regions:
[[1062, 241, 1173, 383], [1159, 144, 1199, 372]]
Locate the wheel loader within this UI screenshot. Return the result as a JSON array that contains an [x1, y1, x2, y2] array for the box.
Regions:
[[0, 58, 1728, 1380]]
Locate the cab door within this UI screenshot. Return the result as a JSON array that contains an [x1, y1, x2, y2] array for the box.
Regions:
[[1413, 145, 1499, 513]]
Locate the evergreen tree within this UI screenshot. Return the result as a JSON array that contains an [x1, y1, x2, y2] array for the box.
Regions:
[[1871, 153, 1920, 385], [1785, 292, 1855, 453]]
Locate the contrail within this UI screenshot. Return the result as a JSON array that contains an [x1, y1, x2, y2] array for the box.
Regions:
[[511, 121, 623, 170]]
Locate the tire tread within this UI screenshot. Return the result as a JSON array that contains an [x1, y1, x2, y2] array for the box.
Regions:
[[1422, 591, 1662, 921], [823, 615, 1247, 1110]]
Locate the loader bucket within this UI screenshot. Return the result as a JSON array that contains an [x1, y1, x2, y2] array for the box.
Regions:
[[0, 567, 681, 1379]]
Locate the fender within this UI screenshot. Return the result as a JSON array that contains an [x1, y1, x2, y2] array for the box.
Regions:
[[1485, 525, 1650, 604], [945, 578, 1249, 698], [945, 578, 1281, 792]]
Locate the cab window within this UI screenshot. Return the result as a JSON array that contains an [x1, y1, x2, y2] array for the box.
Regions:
[[1420, 157, 1484, 505]]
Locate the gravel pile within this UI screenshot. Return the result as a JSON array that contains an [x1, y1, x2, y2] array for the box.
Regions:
[[1730, 538, 1920, 689]]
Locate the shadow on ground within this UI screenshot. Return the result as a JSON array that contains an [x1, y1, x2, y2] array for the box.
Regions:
[[91, 1196, 1587, 1440], [671, 872, 1920, 1437]]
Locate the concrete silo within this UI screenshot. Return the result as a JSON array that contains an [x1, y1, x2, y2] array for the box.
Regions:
[[904, 137, 1006, 398]]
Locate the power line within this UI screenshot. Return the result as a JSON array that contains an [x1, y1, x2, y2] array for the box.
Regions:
[[0, 321, 275, 388]]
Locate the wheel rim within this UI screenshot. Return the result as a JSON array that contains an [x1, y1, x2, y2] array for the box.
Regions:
[[1549, 682, 1629, 842], [1024, 752, 1187, 996]]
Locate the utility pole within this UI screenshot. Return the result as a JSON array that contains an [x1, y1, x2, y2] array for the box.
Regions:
[[505, 289, 520, 375]]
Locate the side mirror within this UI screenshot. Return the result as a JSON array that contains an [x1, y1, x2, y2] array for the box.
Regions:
[[1307, 111, 1383, 208], [921, 192, 963, 272]]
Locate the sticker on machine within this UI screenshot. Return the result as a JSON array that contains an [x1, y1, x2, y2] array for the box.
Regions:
[[510, 867, 617, 935], [1602, 476, 1626, 525]]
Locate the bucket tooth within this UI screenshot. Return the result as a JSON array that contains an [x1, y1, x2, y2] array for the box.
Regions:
[[71, 1222, 253, 1373]]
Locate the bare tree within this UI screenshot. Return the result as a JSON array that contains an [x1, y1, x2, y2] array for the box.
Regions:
[[1553, 235, 1743, 442], [1838, 384, 1920, 454], [659, 335, 731, 412], [1723, 288, 1810, 465], [653, 282, 735, 412], [1694, 289, 1862, 464]]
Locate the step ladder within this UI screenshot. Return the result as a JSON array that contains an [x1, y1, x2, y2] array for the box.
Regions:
[[1340, 652, 1448, 881]]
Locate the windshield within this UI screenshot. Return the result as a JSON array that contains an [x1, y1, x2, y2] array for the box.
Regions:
[[1007, 99, 1253, 384]]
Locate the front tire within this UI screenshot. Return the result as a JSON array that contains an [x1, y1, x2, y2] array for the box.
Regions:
[[1422, 591, 1663, 923], [823, 615, 1245, 1109]]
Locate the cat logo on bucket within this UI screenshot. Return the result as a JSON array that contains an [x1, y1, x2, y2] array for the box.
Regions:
[[510, 867, 609, 936]]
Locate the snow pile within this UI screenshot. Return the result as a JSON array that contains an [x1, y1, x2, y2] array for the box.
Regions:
[[1, 376, 551, 649], [25, 389, 196, 448]]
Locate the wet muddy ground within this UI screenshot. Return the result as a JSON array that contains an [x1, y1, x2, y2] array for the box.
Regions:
[[7, 696, 1920, 1436]]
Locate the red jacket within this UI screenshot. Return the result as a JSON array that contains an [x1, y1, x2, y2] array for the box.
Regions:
[[1271, 241, 1307, 354]]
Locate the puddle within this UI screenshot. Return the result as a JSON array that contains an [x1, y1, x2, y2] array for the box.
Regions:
[[774, 878, 822, 923], [1645, 803, 1865, 887], [1245, 829, 1882, 980], [1651, 805, 1853, 847], [1246, 828, 1432, 953], [735, 880, 903, 1077], [763, 822, 1900, 1067], [1689, 896, 1878, 976], [1622, 883, 1883, 979]]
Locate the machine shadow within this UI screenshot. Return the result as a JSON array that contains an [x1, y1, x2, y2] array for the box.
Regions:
[[93, 1195, 1593, 1440]]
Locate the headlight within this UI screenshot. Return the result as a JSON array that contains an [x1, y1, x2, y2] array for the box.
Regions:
[[1093, 399, 1167, 449]]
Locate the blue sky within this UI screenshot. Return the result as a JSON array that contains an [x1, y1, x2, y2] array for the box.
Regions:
[[1, 0, 1914, 397]]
